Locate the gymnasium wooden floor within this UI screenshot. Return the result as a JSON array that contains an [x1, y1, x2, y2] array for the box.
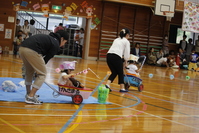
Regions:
[[0, 54, 199, 133]]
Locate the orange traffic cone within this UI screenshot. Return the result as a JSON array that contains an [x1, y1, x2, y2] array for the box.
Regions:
[[176, 53, 180, 67]]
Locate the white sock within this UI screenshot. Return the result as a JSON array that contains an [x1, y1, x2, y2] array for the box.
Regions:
[[27, 95, 33, 99], [120, 88, 126, 90]]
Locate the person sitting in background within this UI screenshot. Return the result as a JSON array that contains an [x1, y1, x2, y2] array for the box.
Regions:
[[131, 42, 141, 56], [156, 49, 164, 60], [168, 50, 176, 67], [156, 54, 170, 67], [131, 42, 146, 65], [147, 47, 157, 65]]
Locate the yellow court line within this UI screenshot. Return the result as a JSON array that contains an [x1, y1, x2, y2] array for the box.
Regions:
[[64, 105, 82, 133], [0, 118, 25, 133]]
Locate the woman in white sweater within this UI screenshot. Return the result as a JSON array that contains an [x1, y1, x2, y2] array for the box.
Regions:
[[105, 28, 131, 92]]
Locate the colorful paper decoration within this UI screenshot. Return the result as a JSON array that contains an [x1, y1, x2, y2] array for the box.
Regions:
[[86, 6, 93, 18], [33, 3, 40, 10], [90, 23, 96, 30], [182, 1, 199, 33], [13, 3, 20, 11], [94, 17, 101, 25], [81, 1, 88, 9], [70, 2, 78, 10], [41, 3, 50, 17], [63, 7, 72, 20], [20, 1, 28, 7]]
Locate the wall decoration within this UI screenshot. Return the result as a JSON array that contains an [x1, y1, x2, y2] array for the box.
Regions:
[[63, 7, 72, 20], [0, 24, 4, 31], [86, 6, 93, 18], [41, 3, 50, 17], [5, 29, 12, 39], [20, 1, 28, 7], [70, 2, 78, 11], [13, 3, 20, 11], [33, 3, 40, 10], [8, 16, 15, 23], [182, 1, 199, 33], [90, 22, 96, 30], [81, 1, 88, 10]]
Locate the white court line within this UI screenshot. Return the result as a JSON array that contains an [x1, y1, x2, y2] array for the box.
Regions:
[[112, 102, 199, 130], [0, 113, 199, 117]]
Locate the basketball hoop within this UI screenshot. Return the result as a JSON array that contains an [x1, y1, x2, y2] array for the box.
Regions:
[[163, 11, 174, 21]]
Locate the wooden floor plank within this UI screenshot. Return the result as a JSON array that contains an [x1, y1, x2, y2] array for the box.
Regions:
[[0, 54, 199, 133]]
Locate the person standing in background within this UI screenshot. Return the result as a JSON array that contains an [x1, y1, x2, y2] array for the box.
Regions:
[[29, 19, 36, 36], [195, 35, 199, 56], [179, 35, 187, 51], [74, 29, 80, 56], [20, 20, 30, 39], [162, 34, 169, 55], [105, 28, 131, 92], [79, 28, 84, 57], [186, 38, 194, 63], [15, 19, 21, 37]]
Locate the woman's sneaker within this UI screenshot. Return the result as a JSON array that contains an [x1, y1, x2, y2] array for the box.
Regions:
[[25, 95, 43, 105]]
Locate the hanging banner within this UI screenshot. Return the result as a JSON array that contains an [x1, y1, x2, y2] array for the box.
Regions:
[[182, 1, 199, 33]]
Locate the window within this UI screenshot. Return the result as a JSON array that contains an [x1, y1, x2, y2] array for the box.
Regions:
[[169, 24, 193, 44]]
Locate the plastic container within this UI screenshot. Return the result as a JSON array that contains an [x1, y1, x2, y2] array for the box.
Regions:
[[98, 84, 109, 104]]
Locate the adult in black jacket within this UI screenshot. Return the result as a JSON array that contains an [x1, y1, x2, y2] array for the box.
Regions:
[[19, 30, 69, 104]]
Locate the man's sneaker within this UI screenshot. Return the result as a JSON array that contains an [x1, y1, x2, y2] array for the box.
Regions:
[[105, 85, 112, 92], [119, 89, 128, 92], [25, 95, 43, 105]]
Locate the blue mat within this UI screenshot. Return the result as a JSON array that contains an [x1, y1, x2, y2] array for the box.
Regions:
[[0, 77, 106, 104]]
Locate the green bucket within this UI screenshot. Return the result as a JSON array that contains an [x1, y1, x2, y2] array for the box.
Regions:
[[98, 84, 109, 104]]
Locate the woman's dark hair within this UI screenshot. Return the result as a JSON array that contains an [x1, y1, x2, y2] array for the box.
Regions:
[[149, 47, 154, 53], [119, 28, 130, 39], [135, 42, 140, 47], [80, 28, 84, 32]]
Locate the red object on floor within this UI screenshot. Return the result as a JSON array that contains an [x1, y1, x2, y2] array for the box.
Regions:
[[176, 53, 180, 66]]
